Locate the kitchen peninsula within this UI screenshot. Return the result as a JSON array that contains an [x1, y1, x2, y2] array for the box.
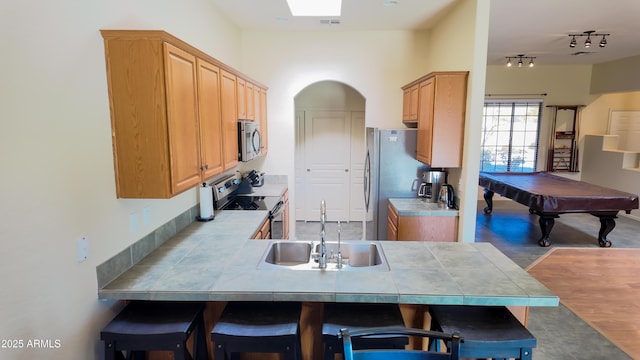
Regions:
[[99, 225, 557, 306], [98, 204, 558, 359]]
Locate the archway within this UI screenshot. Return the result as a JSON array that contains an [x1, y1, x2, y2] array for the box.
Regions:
[[293, 81, 366, 223]]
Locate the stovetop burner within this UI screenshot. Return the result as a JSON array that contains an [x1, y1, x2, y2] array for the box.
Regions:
[[220, 195, 282, 212]]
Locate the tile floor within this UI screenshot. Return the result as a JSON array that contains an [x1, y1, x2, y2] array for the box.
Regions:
[[294, 200, 639, 359]]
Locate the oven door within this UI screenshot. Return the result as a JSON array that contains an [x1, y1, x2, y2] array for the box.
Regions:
[[269, 200, 285, 239]]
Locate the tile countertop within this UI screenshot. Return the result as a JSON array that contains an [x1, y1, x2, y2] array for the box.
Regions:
[[99, 234, 559, 307], [389, 198, 459, 216]]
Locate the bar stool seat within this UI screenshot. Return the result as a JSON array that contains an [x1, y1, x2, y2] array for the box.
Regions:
[[322, 303, 409, 360], [211, 301, 302, 360], [100, 301, 208, 360], [429, 305, 536, 360]]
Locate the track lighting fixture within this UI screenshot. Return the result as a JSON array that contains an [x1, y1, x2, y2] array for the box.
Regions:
[[568, 30, 610, 48], [569, 36, 577, 48], [505, 54, 535, 68]]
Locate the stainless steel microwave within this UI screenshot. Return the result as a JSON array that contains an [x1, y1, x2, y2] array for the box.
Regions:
[[238, 120, 261, 162]]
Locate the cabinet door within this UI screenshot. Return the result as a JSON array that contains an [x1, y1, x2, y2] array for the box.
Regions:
[[387, 217, 398, 240], [402, 84, 419, 122], [246, 81, 255, 121], [416, 78, 435, 165], [220, 69, 239, 169], [237, 77, 247, 120], [164, 43, 202, 194], [387, 204, 399, 240], [397, 216, 458, 242], [197, 59, 224, 180]]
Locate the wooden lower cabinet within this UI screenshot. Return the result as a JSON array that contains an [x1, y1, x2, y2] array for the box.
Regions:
[[387, 204, 458, 242], [252, 217, 271, 240]]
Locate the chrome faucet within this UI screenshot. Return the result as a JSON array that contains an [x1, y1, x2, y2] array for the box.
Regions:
[[319, 200, 327, 269]]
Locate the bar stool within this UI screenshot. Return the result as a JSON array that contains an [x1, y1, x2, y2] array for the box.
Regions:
[[429, 305, 537, 360], [322, 303, 409, 360], [210, 301, 302, 360], [100, 301, 209, 360]]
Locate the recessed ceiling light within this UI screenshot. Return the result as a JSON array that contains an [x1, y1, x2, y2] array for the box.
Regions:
[[384, 1, 398, 6], [286, 0, 342, 16]]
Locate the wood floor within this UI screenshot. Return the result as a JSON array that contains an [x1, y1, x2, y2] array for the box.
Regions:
[[527, 248, 640, 359]]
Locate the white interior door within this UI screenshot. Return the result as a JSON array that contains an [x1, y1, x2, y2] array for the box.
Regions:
[[294, 110, 306, 221], [304, 111, 351, 221]]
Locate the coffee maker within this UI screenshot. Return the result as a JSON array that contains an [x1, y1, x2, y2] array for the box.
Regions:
[[417, 170, 446, 203]]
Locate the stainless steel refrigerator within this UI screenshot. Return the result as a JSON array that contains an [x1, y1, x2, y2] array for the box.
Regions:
[[364, 127, 427, 240]]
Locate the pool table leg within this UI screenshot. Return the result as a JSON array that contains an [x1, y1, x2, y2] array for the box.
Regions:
[[483, 189, 494, 214], [596, 216, 616, 248], [537, 214, 558, 247]]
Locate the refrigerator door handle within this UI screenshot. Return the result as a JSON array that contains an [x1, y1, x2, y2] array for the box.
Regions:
[[364, 150, 371, 212]]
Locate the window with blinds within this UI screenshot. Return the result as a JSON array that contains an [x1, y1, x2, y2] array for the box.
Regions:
[[480, 100, 542, 172]]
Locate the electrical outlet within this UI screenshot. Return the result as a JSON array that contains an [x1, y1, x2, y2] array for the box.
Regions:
[[129, 213, 139, 234], [77, 236, 89, 262]]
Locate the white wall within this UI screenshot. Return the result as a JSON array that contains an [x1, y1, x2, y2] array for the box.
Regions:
[[0, 1, 240, 359]]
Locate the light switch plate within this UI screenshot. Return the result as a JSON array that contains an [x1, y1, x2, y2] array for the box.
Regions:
[[129, 213, 139, 234]]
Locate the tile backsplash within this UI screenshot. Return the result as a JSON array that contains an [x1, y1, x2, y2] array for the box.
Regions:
[[96, 205, 198, 289]]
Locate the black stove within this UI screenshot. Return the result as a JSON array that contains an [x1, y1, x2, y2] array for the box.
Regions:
[[220, 195, 282, 213], [211, 172, 285, 239]]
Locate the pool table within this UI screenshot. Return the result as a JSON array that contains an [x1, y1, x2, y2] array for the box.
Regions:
[[478, 171, 639, 247]]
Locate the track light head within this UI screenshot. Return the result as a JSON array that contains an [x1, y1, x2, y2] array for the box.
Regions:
[[569, 36, 577, 48], [599, 35, 607, 47]]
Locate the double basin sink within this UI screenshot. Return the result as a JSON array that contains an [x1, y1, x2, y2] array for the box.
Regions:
[[257, 240, 390, 271]]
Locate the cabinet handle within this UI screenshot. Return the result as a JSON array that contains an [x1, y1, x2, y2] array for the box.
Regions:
[[345, 169, 349, 172], [307, 169, 310, 172]]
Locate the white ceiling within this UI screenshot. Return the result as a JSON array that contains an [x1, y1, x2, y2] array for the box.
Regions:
[[209, 0, 640, 65]]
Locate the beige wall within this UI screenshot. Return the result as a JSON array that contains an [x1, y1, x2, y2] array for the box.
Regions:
[[1, 1, 241, 359], [591, 55, 640, 94], [428, 0, 490, 242]]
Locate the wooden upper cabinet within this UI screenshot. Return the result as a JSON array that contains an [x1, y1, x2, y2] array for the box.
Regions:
[[196, 59, 224, 179], [416, 78, 435, 165], [164, 44, 202, 195], [220, 69, 239, 170], [402, 84, 419, 125], [236, 77, 247, 120], [405, 72, 468, 167], [246, 81, 256, 121], [101, 30, 265, 198]]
